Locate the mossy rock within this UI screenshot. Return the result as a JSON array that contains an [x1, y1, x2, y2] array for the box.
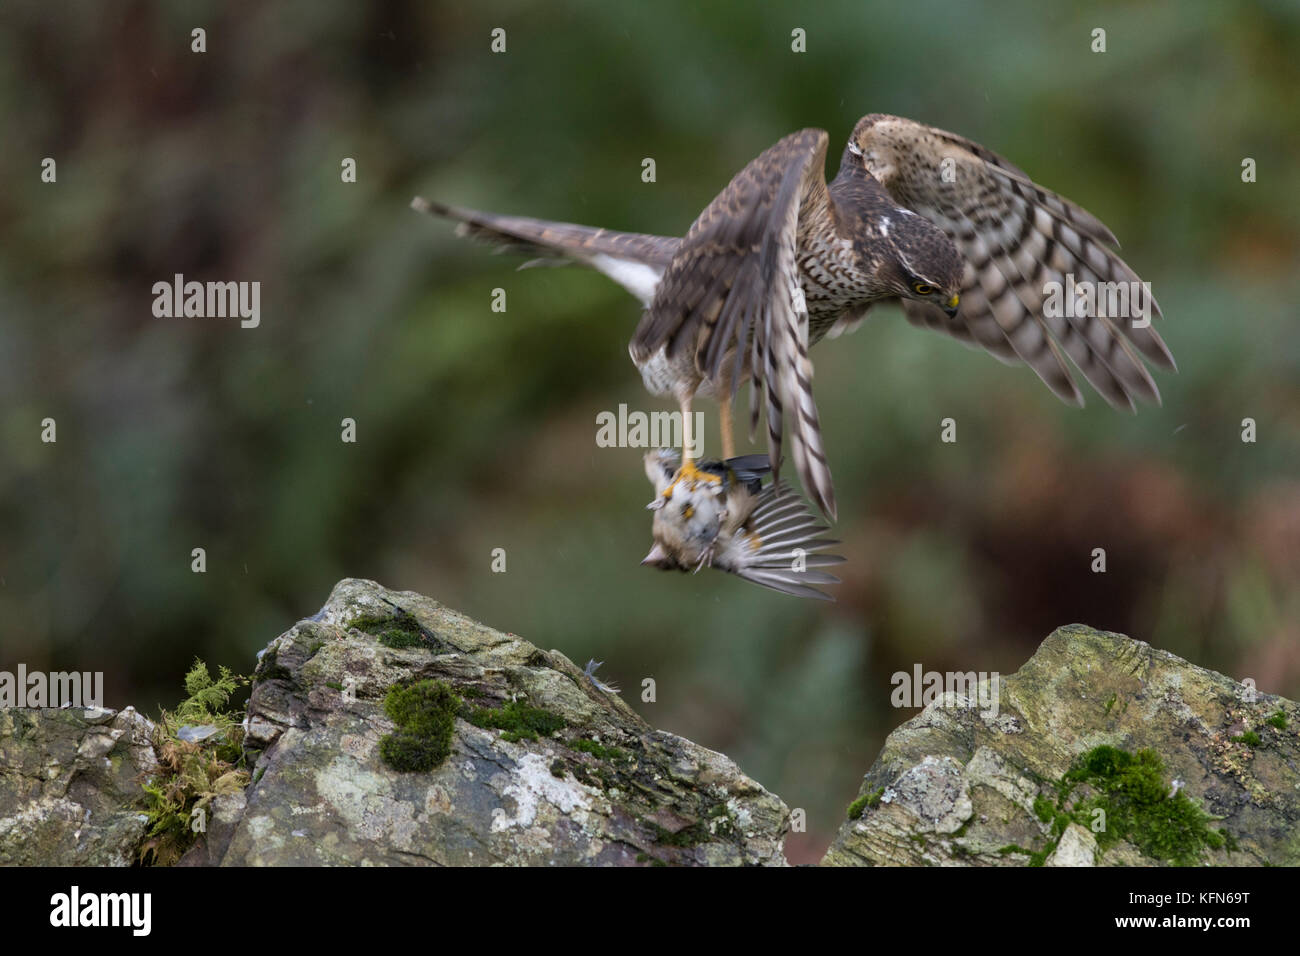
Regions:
[[823, 625, 1299, 866], [200, 578, 791, 866]]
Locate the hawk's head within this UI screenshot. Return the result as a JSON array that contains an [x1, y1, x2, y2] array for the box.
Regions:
[[845, 130, 964, 317], [879, 210, 964, 317]]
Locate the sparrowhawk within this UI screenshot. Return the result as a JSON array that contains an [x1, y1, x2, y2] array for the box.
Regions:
[[414, 113, 1174, 521]]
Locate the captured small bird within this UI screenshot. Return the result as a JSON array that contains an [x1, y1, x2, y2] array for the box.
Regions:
[[641, 449, 845, 601], [414, 113, 1174, 521]]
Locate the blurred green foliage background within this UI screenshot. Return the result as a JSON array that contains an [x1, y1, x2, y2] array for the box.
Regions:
[[1, 0, 1297, 861]]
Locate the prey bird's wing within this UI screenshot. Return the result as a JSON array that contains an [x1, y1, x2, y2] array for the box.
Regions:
[[631, 129, 838, 519], [718, 481, 845, 601], [855, 115, 1174, 411], [411, 197, 679, 305]]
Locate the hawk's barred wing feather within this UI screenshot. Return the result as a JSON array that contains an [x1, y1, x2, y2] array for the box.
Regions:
[[855, 115, 1173, 411], [630, 129, 838, 519]]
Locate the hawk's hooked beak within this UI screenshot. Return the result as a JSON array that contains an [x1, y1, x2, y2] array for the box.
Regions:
[[942, 294, 960, 318]]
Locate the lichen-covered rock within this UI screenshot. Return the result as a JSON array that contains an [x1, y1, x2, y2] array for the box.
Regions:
[[0, 706, 159, 865], [822, 624, 1299, 867], [192, 578, 789, 866], [7, 603, 1289, 867]]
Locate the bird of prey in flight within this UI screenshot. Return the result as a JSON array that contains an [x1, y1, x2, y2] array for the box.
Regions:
[[413, 113, 1174, 521]]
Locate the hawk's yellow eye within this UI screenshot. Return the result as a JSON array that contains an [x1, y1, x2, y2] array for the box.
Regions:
[[912, 282, 934, 295]]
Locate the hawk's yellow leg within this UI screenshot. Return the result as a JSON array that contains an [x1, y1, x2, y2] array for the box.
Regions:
[[719, 394, 735, 461], [670, 394, 719, 488]]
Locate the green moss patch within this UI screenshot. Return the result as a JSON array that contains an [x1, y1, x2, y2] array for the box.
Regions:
[[377, 629, 425, 649], [1032, 795, 1055, 823], [379, 680, 460, 772], [466, 699, 566, 743], [1021, 745, 1227, 867], [847, 786, 884, 820], [349, 609, 430, 649], [997, 842, 1051, 866], [570, 738, 631, 762]]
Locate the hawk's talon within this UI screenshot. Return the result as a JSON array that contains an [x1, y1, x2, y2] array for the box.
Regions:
[[677, 460, 722, 486]]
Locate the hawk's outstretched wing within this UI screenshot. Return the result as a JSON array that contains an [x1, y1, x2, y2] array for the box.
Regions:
[[410, 197, 679, 305], [855, 115, 1175, 411], [631, 129, 838, 519]]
